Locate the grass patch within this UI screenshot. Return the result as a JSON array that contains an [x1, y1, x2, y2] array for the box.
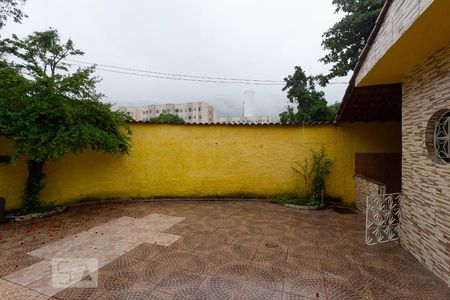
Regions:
[[272, 196, 321, 207]]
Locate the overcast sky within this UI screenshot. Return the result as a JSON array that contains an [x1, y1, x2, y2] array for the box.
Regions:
[[2, 0, 349, 118]]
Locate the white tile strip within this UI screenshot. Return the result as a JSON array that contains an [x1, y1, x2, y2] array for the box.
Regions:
[[4, 260, 52, 286], [3, 213, 184, 296]]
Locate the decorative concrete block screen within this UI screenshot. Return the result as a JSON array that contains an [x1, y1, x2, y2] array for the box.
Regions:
[[0, 122, 401, 210]]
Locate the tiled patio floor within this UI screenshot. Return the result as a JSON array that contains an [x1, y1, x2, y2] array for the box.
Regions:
[[0, 201, 449, 299]]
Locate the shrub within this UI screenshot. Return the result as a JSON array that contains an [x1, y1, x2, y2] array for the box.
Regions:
[[291, 146, 333, 201]]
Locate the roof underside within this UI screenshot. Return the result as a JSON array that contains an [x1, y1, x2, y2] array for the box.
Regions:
[[337, 0, 449, 123], [356, 0, 450, 87], [337, 83, 401, 122]]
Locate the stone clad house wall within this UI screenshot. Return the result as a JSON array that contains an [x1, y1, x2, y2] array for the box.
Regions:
[[356, 0, 434, 84], [401, 43, 450, 286], [354, 175, 386, 213]]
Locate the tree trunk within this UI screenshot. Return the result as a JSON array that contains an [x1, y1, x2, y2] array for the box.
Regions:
[[22, 160, 45, 213]]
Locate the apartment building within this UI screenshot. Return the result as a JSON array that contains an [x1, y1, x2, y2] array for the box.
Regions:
[[217, 116, 273, 124], [117, 102, 217, 124]]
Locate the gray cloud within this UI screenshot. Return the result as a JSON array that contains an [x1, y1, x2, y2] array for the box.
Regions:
[[2, 0, 349, 118]]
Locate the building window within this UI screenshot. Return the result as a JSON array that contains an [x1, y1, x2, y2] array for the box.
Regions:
[[199, 107, 201, 112], [434, 111, 450, 163], [426, 109, 450, 164], [188, 116, 192, 120], [189, 108, 192, 112]]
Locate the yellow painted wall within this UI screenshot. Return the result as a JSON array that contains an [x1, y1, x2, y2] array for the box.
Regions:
[[0, 122, 401, 210]]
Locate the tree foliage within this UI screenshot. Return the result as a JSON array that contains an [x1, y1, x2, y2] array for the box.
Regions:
[[279, 66, 339, 124], [148, 113, 185, 124], [318, 0, 385, 85], [0, 0, 27, 30], [0, 29, 132, 213]]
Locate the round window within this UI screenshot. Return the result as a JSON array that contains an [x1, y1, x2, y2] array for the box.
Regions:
[[426, 110, 450, 164]]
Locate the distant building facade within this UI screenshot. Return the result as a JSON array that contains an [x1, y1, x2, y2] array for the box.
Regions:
[[117, 102, 217, 124], [217, 116, 273, 124]]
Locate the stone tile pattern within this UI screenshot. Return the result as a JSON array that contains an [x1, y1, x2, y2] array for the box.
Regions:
[[1, 201, 449, 299], [402, 43, 450, 287], [3, 213, 183, 297], [354, 175, 386, 213], [356, 0, 434, 84]]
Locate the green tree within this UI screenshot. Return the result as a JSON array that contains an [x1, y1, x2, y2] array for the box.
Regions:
[[328, 101, 341, 117], [318, 0, 385, 85], [0, 29, 132, 213], [148, 113, 185, 124], [0, 0, 27, 30], [280, 66, 338, 124], [279, 106, 296, 125]]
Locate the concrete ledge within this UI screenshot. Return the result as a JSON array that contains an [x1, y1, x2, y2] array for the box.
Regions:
[[354, 174, 387, 186], [6, 206, 66, 222], [284, 203, 324, 210]]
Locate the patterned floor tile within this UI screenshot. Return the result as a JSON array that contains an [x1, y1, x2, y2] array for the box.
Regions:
[[196, 275, 241, 299], [1, 201, 448, 300], [154, 269, 205, 294], [284, 276, 327, 299]]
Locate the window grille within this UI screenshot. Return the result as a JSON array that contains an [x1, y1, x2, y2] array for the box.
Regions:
[[434, 111, 450, 164]]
